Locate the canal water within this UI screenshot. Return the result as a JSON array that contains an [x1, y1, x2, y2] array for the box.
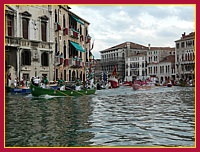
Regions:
[[5, 86, 195, 147]]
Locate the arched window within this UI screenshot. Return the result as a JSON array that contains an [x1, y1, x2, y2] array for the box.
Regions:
[[72, 71, 75, 81], [41, 52, 49, 66], [55, 38, 58, 56], [55, 9, 57, 22], [22, 18, 29, 39], [63, 14, 66, 28], [21, 50, 31, 65], [41, 21, 47, 41], [63, 40, 66, 58], [7, 15, 13, 36], [185, 54, 188, 61]]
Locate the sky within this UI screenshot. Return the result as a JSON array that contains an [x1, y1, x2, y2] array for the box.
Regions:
[[69, 5, 195, 59]]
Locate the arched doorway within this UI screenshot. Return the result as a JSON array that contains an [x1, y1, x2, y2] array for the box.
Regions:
[[72, 70, 75, 81]]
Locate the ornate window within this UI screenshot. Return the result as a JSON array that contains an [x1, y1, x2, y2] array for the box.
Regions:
[[7, 15, 13, 36], [21, 50, 31, 65], [40, 15, 48, 42], [22, 18, 29, 39], [41, 52, 49, 66], [21, 11, 31, 39]]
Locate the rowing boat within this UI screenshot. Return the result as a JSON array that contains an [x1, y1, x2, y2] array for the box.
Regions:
[[30, 83, 96, 97]]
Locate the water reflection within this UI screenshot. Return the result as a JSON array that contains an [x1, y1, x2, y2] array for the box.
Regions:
[[5, 86, 195, 147]]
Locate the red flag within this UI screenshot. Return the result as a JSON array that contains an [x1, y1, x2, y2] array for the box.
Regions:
[[112, 65, 117, 76]]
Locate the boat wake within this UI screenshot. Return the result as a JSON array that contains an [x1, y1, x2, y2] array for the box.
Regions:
[[29, 94, 71, 99]]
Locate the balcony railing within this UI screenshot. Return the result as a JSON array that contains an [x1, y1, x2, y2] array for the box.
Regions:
[[5, 37, 21, 47], [100, 57, 125, 64], [68, 58, 82, 68], [69, 28, 79, 39]]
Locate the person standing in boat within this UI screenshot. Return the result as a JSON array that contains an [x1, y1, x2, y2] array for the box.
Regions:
[[43, 76, 49, 88], [14, 78, 17, 88], [7, 73, 11, 87], [20, 77, 25, 87], [34, 76, 40, 86]]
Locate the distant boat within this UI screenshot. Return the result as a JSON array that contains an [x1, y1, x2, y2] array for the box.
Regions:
[[108, 65, 119, 88], [6, 86, 31, 94], [123, 81, 132, 86], [132, 80, 152, 91], [30, 83, 96, 97]]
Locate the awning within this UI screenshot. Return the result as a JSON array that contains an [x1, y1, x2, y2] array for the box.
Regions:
[[70, 14, 84, 25], [70, 41, 85, 52]]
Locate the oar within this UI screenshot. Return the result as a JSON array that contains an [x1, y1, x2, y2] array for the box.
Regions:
[[65, 85, 86, 96], [55, 89, 72, 98]]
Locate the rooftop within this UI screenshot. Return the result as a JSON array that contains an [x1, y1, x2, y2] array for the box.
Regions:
[[100, 41, 148, 53]]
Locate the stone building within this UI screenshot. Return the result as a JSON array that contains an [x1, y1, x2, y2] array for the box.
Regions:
[[100, 42, 126, 81], [100, 42, 148, 82], [100, 41, 177, 83], [5, 5, 92, 85], [124, 41, 148, 82], [125, 52, 147, 82], [5, 5, 54, 84], [147, 46, 175, 83], [52, 5, 91, 82], [175, 32, 195, 81]]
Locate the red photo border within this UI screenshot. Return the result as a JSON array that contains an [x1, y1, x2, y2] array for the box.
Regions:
[[1, 0, 198, 152]]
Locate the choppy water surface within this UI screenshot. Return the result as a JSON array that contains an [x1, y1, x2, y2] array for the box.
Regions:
[[5, 86, 195, 147]]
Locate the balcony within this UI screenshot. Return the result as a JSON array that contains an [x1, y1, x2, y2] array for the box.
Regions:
[[6, 37, 53, 51], [68, 58, 82, 68], [20, 39, 31, 47], [5, 37, 21, 47], [69, 28, 79, 39], [85, 35, 91, 43], [54, 22, 61, 31], [63, 28, 68, 36], [55, 56, 63, 66]]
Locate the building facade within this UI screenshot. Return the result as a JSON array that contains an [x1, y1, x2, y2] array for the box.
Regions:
[[5, 5, 92, 85], [100, 41, 177, 83], [125, 52, 147, 82], [175, 32, 195, 81], [124, 41, 148, 82], [147, 46, 175, 83], [100, 42, 126, 81], [52, 5, 91, 82], [5, 5, 54, 83]]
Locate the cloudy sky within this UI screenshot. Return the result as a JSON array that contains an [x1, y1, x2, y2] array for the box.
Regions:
[[69, 5, 195, 59]]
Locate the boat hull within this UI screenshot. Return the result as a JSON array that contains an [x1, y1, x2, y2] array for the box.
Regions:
[[123, 81, 132, 86], [133, 84, 151, 91], [30, 84, 96, 97], [132, 84, 141, 90], [10, 88, 31, 94], [108, 77, 119, 88]]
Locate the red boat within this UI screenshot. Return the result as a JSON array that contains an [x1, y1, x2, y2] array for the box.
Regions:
[[123, 81, 132, 86], [108, 65, 119, 88], [132, 80, 152, 90]]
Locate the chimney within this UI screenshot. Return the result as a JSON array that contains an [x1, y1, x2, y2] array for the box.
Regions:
[[182, 32, 186, 38], [148, 44, 151, 50]]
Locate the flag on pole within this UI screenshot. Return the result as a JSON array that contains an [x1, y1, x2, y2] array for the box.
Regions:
[[89, 40, 95, 60], [112, 65, 117, 76], [90, 40, 94, 51]]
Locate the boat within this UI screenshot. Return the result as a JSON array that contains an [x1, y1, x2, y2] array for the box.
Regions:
[[123, 81, 132, 86], [30, 83, 96, 97], [132, 80, 152, 91], [108, 65, 119, 88], [132, 84, 151, 91], [6, 86, 31, 94], [167, 83, 172, 87]]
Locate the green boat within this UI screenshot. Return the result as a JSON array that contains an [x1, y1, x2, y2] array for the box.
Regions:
[[30, 83, 96, 97]]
